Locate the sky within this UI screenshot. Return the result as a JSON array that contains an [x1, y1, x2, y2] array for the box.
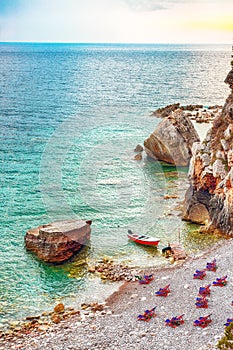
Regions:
[[0, 0, 232, 43]]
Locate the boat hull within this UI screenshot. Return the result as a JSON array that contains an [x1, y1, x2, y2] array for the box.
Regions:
[[127, 232, 160, 246]]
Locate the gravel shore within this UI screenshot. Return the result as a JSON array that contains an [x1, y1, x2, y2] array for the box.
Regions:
[[2, 238, 233, 350]]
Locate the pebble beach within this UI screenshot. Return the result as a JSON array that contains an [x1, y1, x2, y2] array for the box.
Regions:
[[2, 238, 233, 350]]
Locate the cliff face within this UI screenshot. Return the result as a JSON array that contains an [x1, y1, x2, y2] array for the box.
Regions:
[[183, 67, 233, 235]]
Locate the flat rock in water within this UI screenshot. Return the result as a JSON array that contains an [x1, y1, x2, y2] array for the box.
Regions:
[[25, 219, 92, 263]]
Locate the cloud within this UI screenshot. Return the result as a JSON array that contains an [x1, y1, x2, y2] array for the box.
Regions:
[[122, 0, 165, 11], [122, 0, 233, 12], [0, 0, 231, 43]]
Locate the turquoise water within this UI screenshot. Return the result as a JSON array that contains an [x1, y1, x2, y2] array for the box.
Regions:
[[0, 43, 230, 326]]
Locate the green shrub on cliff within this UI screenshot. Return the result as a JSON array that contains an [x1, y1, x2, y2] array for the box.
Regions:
[[217, 324, 233, 349]]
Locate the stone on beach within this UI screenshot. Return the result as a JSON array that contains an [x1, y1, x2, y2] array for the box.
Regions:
[[144, 109, 200, 166], [25, 219, 92, 263], [53, 303, 65, 314]]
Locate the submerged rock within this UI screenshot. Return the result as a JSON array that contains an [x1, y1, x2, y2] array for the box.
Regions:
[[134, 144, 143, 152], [183, 61, 233, 235], [25, 220, 92, 263], [134, 153, 142, 161], [144, 109, 200, 166]]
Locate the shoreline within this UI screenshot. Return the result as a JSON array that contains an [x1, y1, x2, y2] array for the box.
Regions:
[[0, 103, 218, 334], [0, 100, 227, 350], [105, 237, 229, 306], [2, 237, 233, 349]]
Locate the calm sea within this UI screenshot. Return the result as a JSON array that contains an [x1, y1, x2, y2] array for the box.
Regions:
[[0, 43, 230, 327]]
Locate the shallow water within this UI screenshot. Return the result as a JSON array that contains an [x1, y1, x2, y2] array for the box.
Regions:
[[0, 43, 230, 326]]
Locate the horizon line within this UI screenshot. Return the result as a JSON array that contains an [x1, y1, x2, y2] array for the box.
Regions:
[[0, 41, 231, 45]]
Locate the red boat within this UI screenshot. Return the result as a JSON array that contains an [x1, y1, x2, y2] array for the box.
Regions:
[[127, 230, 160, 246]]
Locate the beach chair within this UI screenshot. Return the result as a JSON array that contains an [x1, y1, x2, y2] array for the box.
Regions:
[[137, 306, 157, 322], [224, 318, 233, 327], [136, 274, 154, 284], [199, 284, 211, 296], [155, 284, 170, 297], [212, 275, 227, 287], [206, 259, 217, 272], [165, 314, 184, 328], [193, 314, 212, 328], [195, 296, 208, 308], [193, 269, 206, 280]]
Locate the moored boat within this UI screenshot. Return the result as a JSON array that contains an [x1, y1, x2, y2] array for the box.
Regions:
[[127, 229, 160, 246]]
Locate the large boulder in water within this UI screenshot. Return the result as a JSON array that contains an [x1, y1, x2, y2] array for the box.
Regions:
[[144, 109, 200, 166], [25, 219, 92, 263]]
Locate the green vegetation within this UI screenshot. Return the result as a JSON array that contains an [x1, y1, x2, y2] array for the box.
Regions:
[[182, 223, 222, 254], [218, 324, 233, 349]]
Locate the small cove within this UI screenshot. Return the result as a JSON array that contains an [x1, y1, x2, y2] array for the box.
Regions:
[[0, 43, 229, 327]]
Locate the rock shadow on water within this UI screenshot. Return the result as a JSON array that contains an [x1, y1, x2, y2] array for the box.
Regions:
[[23, 244, 92, 301]]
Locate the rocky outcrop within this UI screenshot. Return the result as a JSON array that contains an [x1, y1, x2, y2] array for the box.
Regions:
[[152, 103, 181, 118], [183, 66, 233, 234], [153, 103, 222, 123], [144, 109, 200, 166], [152, 103, 206, 118], [25, 220, 92, 263], [225, 67, 233, 88]]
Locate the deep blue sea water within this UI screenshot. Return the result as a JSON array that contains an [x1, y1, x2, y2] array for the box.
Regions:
[[0, 43, 231, 327]]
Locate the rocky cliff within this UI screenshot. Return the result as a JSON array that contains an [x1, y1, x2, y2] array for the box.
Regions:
[[25, 220, 92, 263], [183, 66, 233, 235]]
